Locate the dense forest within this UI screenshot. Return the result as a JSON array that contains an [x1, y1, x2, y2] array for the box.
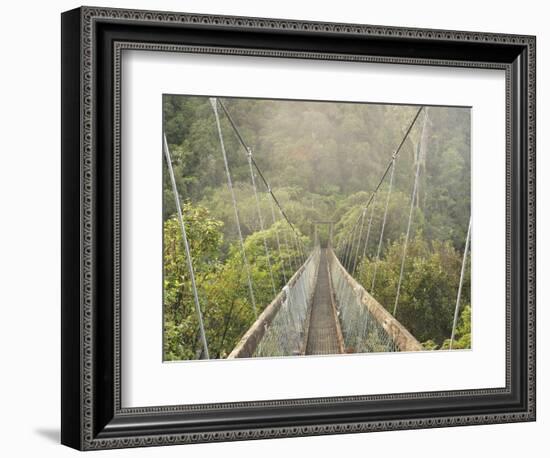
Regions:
[[162, 95, 471, 360]]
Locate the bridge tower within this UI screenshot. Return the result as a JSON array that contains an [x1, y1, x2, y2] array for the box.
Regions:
[[312, 221, 335, 248]]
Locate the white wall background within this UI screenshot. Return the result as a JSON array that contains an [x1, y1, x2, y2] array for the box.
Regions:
[[0, 0, 545, 456]]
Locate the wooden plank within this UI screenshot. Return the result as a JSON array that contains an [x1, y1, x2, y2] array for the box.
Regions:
[[227, 251, 316, 358], [327, 248, 423, 352]]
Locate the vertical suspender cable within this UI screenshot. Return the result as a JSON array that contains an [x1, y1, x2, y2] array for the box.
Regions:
[[217, 98, 309, 263], [210, 98, 257, 317], [337, 241, 343, 260], [282, 226, 296, 275], [291, 229, 303, 268], [450, 216, 472, 349], [351, 207, 367, 273], [339, 106, 423, 282], [290, 229, 309, 305], [361, 196, 376, 267], [295, 229, 307, 264], [371, 158, 396, 293], [349, 223, 359, 269], [247, 148, 277, 296], [343, 222, 357, 270], [268, 192, 288, 284], [163, 134, 210, 359], [393, 111, 428, 316], [313, 225, 318, 247], [340, 229, 349, 265]]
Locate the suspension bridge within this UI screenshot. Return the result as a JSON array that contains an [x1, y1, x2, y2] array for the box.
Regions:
[[163, 98, 472, 359]]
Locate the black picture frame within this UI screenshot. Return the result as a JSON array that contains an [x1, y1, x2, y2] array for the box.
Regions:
[[61, 6, 536, 450]]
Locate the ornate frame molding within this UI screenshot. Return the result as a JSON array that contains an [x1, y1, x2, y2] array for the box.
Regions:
[[61, 6, 536, 450]]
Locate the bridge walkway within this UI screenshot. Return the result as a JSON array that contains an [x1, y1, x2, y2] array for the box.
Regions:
[[305, 249, 343, 355]]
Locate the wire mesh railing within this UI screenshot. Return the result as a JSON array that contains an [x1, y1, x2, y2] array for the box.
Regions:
[[328, 248, 423, 353], [228, 246, 321, 358]]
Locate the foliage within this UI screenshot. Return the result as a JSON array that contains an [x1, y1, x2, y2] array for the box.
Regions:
[[162, 96, 472, 359], [440, 305, 472, 350], [163, 202, 307, 360], [356, 234, 470, 347]]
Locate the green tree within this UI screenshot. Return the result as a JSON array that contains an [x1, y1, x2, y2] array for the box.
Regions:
[[162, 95, 472, 358], [356, 234, 469, 346]]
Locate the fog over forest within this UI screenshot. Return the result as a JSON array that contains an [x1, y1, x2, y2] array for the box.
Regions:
[[162, 95, 471, 360]]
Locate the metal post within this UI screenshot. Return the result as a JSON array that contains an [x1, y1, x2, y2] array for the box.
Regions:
[[450, 217, 472, 349], [210, 98, 257, 317], [163, 134, 209, 359]]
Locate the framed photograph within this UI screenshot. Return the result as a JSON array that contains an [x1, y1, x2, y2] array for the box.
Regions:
[[61, 6, 536, 450]]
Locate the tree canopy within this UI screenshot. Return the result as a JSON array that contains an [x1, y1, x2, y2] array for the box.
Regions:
[[162, 95, 471, 360]]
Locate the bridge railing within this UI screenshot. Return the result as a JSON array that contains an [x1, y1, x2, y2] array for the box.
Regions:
[[327, 248, 423, 353], [227, 246, 321, 358]]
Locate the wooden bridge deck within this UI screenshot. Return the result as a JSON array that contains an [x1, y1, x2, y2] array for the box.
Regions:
[[305, 249, 343, 355]]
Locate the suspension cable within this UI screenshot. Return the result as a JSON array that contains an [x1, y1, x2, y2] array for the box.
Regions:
[[290, 228, 309, 306], [341, 225, 353, 266], [267, 192, 288, 284], [450, 216, 472, 349], [356, 107, 424, 219], [281, 225, 296, 275], [361, 194, 377, 267], [393, 110, 429, 315], [163, 134, 210, 359], [217, 98, 306, 247], [351, 207, 367, 273], [337, 106, 424, 273], [344, 219, 359, 271], [210, 99, 258, 317], [246, 147, 277, 296], [371, 158, 396, 293]]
